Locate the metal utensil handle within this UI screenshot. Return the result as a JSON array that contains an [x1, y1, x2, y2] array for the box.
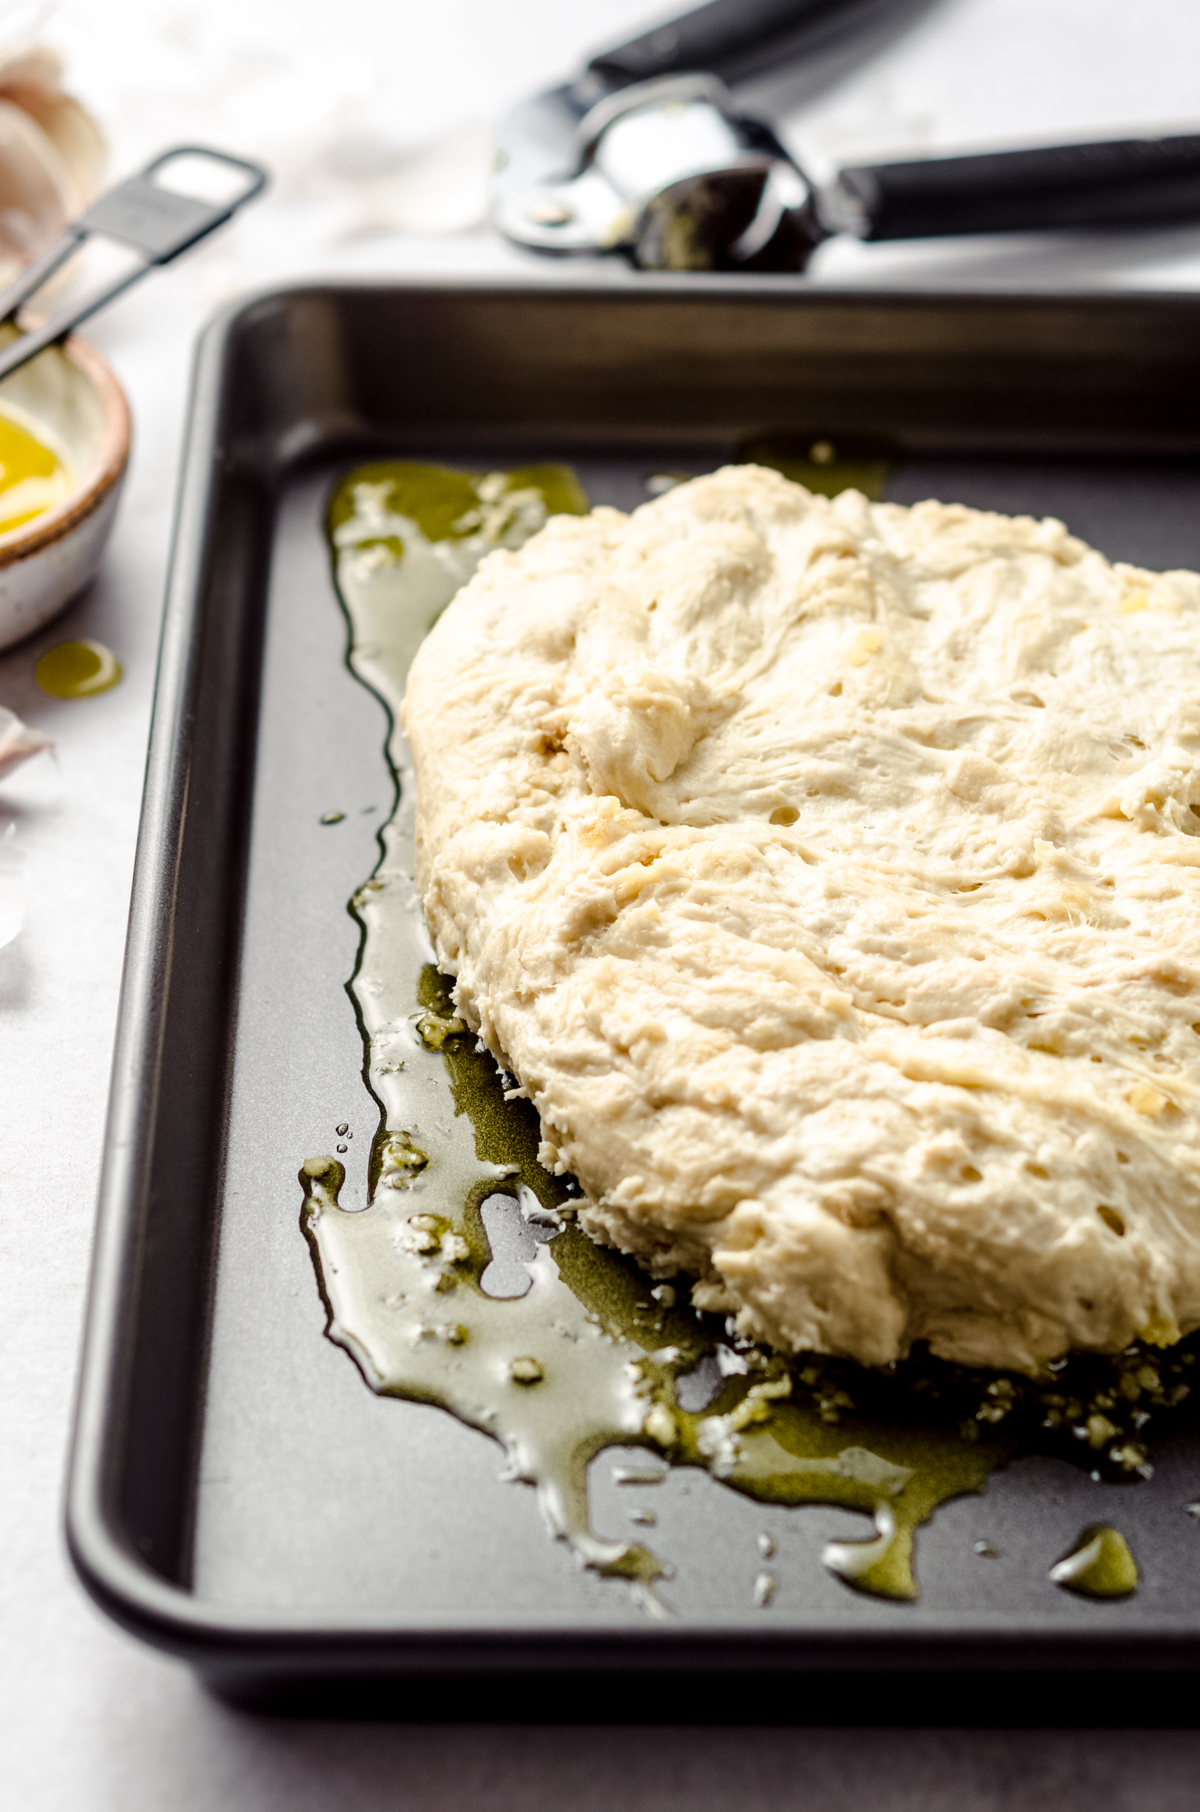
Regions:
[[0, 145, 268, 387], [79, 146, 268, 263], [833, 134, 1200, 240], [583, 0, 883, 95]]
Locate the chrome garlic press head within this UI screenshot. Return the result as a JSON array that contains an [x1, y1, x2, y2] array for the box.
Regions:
[[493, 70, 824, 273]]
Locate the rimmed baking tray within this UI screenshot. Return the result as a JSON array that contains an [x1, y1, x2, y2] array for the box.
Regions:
[[67, 277, 1200, 1714]]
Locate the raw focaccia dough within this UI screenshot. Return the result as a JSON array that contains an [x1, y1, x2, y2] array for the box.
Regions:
[[403, 465, 1200, 1373]]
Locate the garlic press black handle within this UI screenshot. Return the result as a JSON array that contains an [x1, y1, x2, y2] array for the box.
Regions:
[[583, 0, 883, 97], [832, 134, 1200, 240]]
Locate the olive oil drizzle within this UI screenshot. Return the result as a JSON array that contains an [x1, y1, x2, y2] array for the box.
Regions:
[[0, 404, 72, 534], [301, 984, 1006, 1607], [306, 458, 1193, 1612]]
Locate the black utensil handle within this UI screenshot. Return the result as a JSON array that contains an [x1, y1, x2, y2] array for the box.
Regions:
[[584, 0, 882, 93], [833, 134, 1200, 240]]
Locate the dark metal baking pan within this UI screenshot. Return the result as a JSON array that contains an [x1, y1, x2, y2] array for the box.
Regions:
[[66, 278, 1200, 1713]]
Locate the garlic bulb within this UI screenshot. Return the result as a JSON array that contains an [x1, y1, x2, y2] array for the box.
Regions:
[[0, 44, 105, 279]]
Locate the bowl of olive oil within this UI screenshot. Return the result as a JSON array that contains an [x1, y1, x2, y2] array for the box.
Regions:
[[0, 321, 129, 650]]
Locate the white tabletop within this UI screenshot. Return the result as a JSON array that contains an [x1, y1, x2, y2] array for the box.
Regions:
[[4, 1, 1200, 1803]]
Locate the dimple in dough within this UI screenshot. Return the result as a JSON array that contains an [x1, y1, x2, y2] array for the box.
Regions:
[[403, 465, 1200, 1374]]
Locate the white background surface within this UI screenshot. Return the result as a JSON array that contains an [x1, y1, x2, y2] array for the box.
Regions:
[[4, 1, 1200, 1804]]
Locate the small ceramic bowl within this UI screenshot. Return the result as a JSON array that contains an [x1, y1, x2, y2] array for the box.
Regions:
[[0, 328, 130, 651]]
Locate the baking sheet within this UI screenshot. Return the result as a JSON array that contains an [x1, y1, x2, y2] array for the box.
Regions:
[[66, 282, 1200, 1697]]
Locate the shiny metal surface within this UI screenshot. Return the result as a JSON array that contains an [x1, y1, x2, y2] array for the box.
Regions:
[[492, 73, 820, 270]]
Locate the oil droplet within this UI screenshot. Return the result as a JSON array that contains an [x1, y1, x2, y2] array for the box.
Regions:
[[1048, 1524, 1139, 1598], [336, 1143, 348, 1154], [510, 1356, 544, 1385], [613, 1464, 668, 1486], [0, 407, 72, 533], [335, 1123, 349, 1137], [630, 1508, 657, 1527], [973, 1540, 1001, 1558], [753, 1570, 777, 1607], [320, 810, 346, 824], [757, 1532, 777, 1559], [1185, 1501, 1200, 1519], [35, 639, 122, 699], [822, 1503, 914, 1601]]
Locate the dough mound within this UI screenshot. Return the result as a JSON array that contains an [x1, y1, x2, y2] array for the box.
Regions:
[[403, 466, 1200, 1373]]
